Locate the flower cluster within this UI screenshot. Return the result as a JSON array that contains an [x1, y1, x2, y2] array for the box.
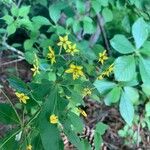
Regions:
[[31, 54, 40, 76], [98, 50, 108, 64], [82, 88, 92, 97], [65, 64, 84, 80], [26, 145, 32, 150], [78, 108, 87, 118], [97, 64, 114, 80], [50, 114, 58, 124], [15, 92, 29, 104], [47, 46, 56, 64], [57, 35, 79, 56]]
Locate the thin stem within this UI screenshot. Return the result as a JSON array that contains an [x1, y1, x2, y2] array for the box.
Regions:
[[0, 129, 21, 149], [0, 89, 23, 127]]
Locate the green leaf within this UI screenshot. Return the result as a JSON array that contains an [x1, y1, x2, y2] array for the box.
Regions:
[[49, 2, 66, 24], [95, 122, 108, 135], [76, 0, 85, 13], [39, 85, 64, 150], [7, 23, 16, 36], [100, 0, 108, 6], [0, 104, 19, 124], [104, 87, 121, 105], [122, 16, 131, 33], [110, 34, 135, 54], [139, 41, 150, 56], [145, 102, 150, 117], [124, 87, 139, 104], [114, 55, 136, 81], [11, 5, 19, 16], [132, 18, 148, 49], [18, 6, 30, 17], [141, 83, 150, 97], [68, 112, 84, 133], [139, 57, 150, 84], [24, 39, 34, 50], [119, 91, 134, 126], [94, 80, 116, 94], [24, 51, 35, 64], [91, 1, 101, 13], [94, 133, 102, 150], [8, 76, 29, 93], [3, 15, 14, 25], [83, 16, 95, 34], [32, 16, 50, 26], [63, 120, 83, 150], [102, 8, 113, 22]]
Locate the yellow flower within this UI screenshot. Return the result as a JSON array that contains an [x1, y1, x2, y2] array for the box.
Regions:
[[97, 72, 105, 80], [82, 88, 92, 97], [50, 114, 58, 124], [15, 92, 29, 104], [66, 44, 79, 56], [78, 108, 87, 117], [26, 145, 32, 150], [57, 35, 71, 50], [97, 63, 114, 80], [65, 64, 84, 80], [31, 64, 40, 76], [98, 50, 108, 64], [47, 46, 56, 64]]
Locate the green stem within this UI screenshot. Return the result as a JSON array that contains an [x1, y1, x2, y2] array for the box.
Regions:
[[0, 89, 23, 127], [0, 129, 21, 149]]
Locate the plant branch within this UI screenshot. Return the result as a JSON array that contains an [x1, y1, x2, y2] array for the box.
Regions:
[[97, 14, 111, 55], [0, 58, 24, 67], [2, 36, 24, 58]]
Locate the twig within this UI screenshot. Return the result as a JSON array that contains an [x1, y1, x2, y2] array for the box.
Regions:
[[0, 58, 24, 67], [2, 36, 24, 58], [17, 0, 23, 7], [97, 14, 111, 55]]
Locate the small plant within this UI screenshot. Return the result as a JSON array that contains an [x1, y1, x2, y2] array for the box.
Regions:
[[0, 0, 150, 149]]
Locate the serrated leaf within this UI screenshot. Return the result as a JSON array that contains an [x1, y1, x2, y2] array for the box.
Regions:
[[83, 16, 95, 34], [145, 102, 150, 117], [139, 41, 150, 56], [139, 57, 150, 84], [94, 80, 116, 94], [91, 1, 101, 13], [102, 8, 113, 22], [3, 15, 14, 25], [124, 87, 139, 104], [104, 87, 121, 105], [32, 16, 50, 26], [114, 55, 136, 81], [110, 34, 135, 54], [132, 18, 148, 49], [49, 2, 66, 24], [141, 84, 150, 97], [119, 91, 134, 126], [18, 6, 30, 17], [7, 23, 16, 36]]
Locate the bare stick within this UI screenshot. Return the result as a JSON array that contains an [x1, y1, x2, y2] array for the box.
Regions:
[[97, 14, 111, 55], [0, 58, 24, 67]]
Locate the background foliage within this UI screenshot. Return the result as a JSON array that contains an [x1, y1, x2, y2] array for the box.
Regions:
[[0, 0, 150, 149]]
